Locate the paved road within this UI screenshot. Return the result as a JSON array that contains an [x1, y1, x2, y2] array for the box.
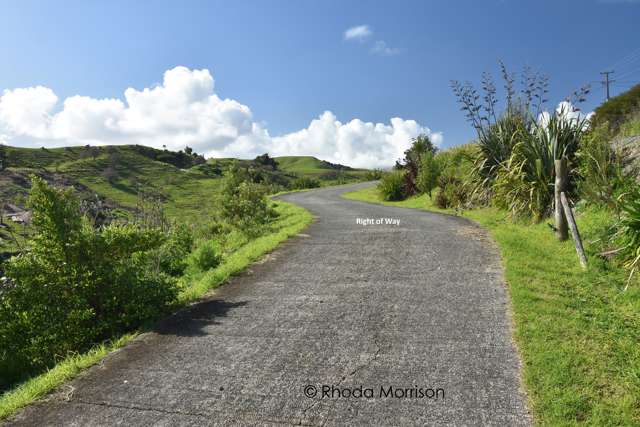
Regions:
[[7, 182, 531, 426]]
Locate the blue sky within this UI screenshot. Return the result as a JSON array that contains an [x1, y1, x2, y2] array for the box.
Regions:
[[0, 0, 639, 167]]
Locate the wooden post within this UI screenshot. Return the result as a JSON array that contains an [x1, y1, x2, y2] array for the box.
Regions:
[[560, 192, 588, 269], [554, 158, 568, 241]]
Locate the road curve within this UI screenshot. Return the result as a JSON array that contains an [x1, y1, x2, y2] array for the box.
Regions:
[[6, 182, 531, 426]]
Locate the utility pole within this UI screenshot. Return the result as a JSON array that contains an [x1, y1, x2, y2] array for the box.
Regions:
[[600, 70, 615, 101]]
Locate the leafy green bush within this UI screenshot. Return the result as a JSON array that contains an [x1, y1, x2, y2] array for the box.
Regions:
[[292, 176, 321, 190], [192, 240, 221, 271], [395, 134, 437, 196], [155, 223, 194, 277], [221, 166, 276, 233], [0, 177, 178, 389], [434, 174, 467, 209], [577, 124, 637, 210], [417, 151, 441, 197], [378, 170, 407, 201], [474, 112, 530, 184], [491, 107, 588, 220]]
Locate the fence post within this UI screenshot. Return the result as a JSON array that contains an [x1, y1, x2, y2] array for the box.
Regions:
[[554, 158, 568, 241], [560, 192, 588, 269]]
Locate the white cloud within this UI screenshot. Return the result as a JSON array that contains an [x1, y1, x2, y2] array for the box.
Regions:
[[0, 66, 440, 168], [371, 40, 402, 56], [537, 101, 593, 130], [344, 25, 372, 41]]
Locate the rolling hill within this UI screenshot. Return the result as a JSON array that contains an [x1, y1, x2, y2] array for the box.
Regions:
[[0, 144, 371, 253]]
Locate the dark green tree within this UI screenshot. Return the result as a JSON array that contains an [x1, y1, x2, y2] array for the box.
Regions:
[[254, 153, 278, 170], [417, 151, 441, 198], [395, 134, 438, 196]]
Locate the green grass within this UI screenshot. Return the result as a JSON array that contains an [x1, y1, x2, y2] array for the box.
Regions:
[[2, 145, 370, 225], [177, 200, 313, 303], [344, 186, 640, 426], [619, 117, 640, 137], [0, 200, 312, 421], [0, 333, 137, 419], [275, 155, 369, 180]]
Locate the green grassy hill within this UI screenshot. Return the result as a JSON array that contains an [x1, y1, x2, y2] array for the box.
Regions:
[[0, 145, 370, 253]]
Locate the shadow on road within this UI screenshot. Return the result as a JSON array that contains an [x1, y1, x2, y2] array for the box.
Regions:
[[154, 299, 248, 337]]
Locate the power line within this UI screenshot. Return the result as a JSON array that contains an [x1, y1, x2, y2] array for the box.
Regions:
[[616, 66, 640, 81], [607, 47, 640, 72]]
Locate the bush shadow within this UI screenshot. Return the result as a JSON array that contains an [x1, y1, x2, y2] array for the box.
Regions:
[[154, 299, 248, 337]]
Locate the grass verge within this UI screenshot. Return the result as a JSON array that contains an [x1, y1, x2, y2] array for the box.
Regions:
[[344, 186, 640, 426], [0, 334, 136, 419], [0, 200, 312, 420]]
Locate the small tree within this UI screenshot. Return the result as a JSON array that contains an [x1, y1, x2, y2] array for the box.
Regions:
[[254, 153, 278, 170], [395, 134, 437, 196], [417, 151, 441, 198]]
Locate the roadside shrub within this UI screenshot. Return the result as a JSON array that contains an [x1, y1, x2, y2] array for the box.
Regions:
[[0, 177, 178, 388], [292, 176, 321, 190], [221, 166, 276, 233], [434, 174, 467, 209], [155, 223, 194, 277], [193, 240, 221, 271], [417, 151, 441, 198], [474, 112, 531, 184], [395, 134, 437, 196], [577, 124, 637, 210], [378, 170, 407, 201]]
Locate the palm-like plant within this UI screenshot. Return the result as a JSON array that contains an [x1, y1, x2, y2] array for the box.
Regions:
[[494, 106, 589, 219]]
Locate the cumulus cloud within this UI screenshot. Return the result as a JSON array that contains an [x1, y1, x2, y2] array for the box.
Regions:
[[0, 66, 440, 168], [537, 101, 593, 130], [344, 25, 372, 41]]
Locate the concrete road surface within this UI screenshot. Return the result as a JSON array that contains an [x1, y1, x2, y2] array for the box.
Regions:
[[6, 182, 531, 426]]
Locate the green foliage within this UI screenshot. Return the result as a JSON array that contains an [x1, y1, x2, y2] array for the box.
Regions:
[[474, 112, 531, 183], [364, 169, 385, 181], [0, 177, 179, 389], [192, 240, 221, 271], [434, 174, 467, 209], [0, 200, 313, 420], [416, 151, 440, 197], [618, 115, 640, 137], [220, 165, 276, 232], [292, 176, 321, 190], [395, 134, 437, 196], [155, 223, 194, 277], [591, 84, 640, 132], [615, 187, 640, 285], [377, 170, 407, 201], [254, 153, 278, 170], [491, 107, 588, 220], [577, 124, 636, 209]]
